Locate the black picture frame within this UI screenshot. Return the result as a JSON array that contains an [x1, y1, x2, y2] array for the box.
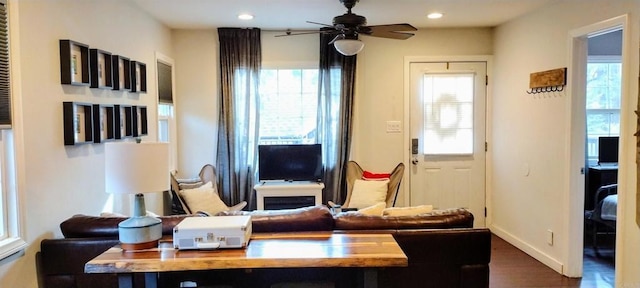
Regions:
[[132, 106, 148, 137], [92, 104, 115, 143], [112, 55, 131, 91], [60, 40, 90, 86], [130, 61, 147, 93], [89, 49, 113, 89], [114, 104, 134, 139], [63, 102, 93, 145]]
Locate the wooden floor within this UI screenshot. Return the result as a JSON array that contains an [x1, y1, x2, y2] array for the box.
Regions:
[[490, 234, 615, 288]]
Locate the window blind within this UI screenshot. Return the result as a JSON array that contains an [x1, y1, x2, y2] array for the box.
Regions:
[[157, 61, 172, 104], [0, 2, 10, 128]]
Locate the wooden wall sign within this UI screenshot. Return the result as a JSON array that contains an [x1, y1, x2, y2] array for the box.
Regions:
[[527, 67, 567, 94]]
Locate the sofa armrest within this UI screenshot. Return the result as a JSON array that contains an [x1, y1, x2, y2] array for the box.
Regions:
[[377, 228, 491, 288], [37, 238, 121, 288]]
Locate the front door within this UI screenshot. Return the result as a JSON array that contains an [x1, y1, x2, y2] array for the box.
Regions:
[[409, 61, 487, 227]]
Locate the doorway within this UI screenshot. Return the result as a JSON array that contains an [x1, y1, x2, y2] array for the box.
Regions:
[[567, 15, 628, 279], [406, 60, 487, 228]]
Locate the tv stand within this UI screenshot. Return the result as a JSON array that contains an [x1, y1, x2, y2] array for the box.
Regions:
[[254, 181, 324, 210]]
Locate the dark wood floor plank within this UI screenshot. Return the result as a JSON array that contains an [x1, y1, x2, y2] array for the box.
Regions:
[[490, 234, 614, 288]]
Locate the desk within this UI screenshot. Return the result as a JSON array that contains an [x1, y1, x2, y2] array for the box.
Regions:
[[586, 165, 618, 210], [85, 232, 407, 288]]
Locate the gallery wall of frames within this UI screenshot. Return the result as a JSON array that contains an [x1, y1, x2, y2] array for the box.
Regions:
[[59, 39, 148, 145]]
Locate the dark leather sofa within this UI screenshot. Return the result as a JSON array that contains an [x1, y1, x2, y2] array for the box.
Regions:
[[36, 206, 491, 288]]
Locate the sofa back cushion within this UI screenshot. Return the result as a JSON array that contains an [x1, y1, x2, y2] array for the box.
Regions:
[[333, 208, 474, 230], [60, 214, 190, 238], [218, 205, 334, 233]]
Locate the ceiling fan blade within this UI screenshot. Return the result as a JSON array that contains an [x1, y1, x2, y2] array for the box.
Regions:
[[307, 21, 334, 27], [362, 23, 417, 40], [274, 30, 325, 37]]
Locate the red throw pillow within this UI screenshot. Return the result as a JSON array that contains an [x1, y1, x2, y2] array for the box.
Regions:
[[362, 170, 391, 180]]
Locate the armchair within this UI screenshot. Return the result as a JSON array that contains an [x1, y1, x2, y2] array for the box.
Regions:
[[171, 164, 247, 214], [329, 161, 405, 209]]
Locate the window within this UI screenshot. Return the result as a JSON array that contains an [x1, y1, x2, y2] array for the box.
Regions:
[[156, 55, 176, 171], [0, 0, 25, 260], [422, 73, 474, 155], [586, 57, 621, 165], [258, 68, 319, 145]]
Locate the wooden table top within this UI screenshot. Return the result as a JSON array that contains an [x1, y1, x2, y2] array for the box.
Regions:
[[85, 232, 408, 274]]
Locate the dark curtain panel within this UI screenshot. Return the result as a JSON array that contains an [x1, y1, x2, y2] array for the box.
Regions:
[[317, 30, 357, 204], [216, 28, 261, 209]]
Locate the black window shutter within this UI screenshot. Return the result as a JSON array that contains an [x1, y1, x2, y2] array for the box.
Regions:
[[0, 2, 11, 128]]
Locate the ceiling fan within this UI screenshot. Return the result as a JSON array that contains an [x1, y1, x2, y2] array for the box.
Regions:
[[277, 0, 417, 56]]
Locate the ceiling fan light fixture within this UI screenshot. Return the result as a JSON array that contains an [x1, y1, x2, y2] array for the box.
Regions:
[[334, 39, 365, 56]]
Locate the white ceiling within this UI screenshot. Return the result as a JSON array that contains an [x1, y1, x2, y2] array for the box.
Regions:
[[131, 0, 556, 31]]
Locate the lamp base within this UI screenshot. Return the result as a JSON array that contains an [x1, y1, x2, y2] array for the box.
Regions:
[[120, 239, 160, 251], [118, 215, 162, 251]]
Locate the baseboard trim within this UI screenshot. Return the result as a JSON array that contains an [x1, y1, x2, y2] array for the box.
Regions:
[[490, 224, 564, 274]]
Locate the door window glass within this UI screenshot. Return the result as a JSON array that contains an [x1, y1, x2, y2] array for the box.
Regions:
[[422, 73, 474, 155]]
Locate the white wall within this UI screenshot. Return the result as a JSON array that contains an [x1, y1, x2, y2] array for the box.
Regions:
[[0, 0, 172, 286], [491, 0, 640, 285], [172, 30, 219, 178]]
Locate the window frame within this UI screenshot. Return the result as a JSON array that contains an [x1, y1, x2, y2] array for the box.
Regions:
[[155, 53, 177, 172], [0, 0, 26, 260]]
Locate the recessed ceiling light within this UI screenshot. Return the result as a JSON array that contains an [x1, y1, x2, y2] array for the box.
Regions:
[[238, 13, 254, 20], [427, 12, 443, 19]]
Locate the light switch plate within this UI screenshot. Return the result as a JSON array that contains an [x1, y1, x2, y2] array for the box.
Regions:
[[386, 121, 401, 133]]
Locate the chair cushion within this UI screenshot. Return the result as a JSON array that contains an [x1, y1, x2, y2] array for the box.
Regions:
[[348, 179, 389, 209], [178, 182, 229, 215]]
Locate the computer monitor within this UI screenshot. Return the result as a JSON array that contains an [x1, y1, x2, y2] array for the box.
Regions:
[[598, 136, 619, 165]]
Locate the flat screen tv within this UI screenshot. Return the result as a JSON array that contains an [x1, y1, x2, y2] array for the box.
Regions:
[[258, 144, 323, 182], [598, 136, 619, 165]]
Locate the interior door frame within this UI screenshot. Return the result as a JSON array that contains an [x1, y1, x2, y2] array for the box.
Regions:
[[566, 14, 629, 278], [402, 56, 493, 222]]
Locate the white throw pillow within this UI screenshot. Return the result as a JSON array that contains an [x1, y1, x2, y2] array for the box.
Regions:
[[358, 202, 386, 216], [383, 205, 434, 217], [178, 182, 229, 215], [348, 179, 389, 209], [178, 181, 204, 190]]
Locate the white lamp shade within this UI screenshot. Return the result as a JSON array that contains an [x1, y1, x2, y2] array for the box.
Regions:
[[105, 142, 169, 195], [334, 39, 365, 56]]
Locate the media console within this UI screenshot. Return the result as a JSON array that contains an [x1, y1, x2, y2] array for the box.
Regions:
[[254, 181, 324, 210]]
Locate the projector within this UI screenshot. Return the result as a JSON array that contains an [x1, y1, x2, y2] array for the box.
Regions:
[[173, 216, 252, 250]]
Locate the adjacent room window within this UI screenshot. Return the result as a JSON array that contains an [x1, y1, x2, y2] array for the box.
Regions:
[[586, 57, 621, 166], [258, 68, 319, 145], [422, 73, 474, 155]]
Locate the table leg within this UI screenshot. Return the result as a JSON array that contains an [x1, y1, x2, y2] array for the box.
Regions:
[[117, 273, 158, 288], [145, 272, 158, 288], [362, 268, 378, 288], [118, 274, 133, 288]]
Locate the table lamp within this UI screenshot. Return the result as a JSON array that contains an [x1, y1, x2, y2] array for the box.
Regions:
[[105, 142, 169, 250]]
